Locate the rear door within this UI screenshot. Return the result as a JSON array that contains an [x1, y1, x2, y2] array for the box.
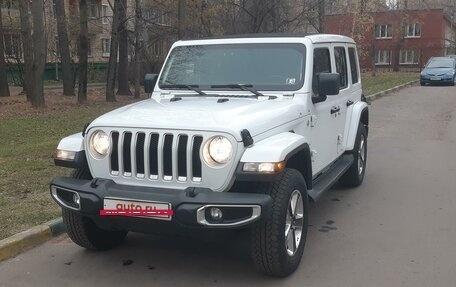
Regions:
[[331, 45, 350, 155]]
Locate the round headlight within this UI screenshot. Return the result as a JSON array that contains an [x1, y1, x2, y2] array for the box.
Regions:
[[89, 130, 110, 158], [204, 136, 233, 165]]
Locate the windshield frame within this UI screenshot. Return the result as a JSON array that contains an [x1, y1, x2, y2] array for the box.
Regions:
[[158, 43, 307, 92]]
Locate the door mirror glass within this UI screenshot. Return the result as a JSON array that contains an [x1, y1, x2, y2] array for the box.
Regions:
[[144, 74, 158, 93]]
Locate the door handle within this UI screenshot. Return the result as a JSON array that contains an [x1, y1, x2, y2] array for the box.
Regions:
[[346, 100, 354, 107], [330, 106, 340, 114]]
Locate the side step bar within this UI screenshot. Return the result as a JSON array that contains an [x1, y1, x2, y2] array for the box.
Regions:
[[307, 154, 354, 201]]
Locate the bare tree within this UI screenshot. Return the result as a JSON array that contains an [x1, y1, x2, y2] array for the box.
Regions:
[[78, 0, 89, 104], [54, 0, 75, 96], [117, 0, 131, 96], [0, 1, 10, 97], [133, 0, 142, 99], [18, 0, 33, 101], [318, 0, 325, 32], [31, 0, 45, 107], [178, 0, 186, 39], [106, 0, 120, 102]]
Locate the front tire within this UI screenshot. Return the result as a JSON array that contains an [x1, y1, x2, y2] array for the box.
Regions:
[[251, 168, 309, 277], [63, 168, 127, 250]]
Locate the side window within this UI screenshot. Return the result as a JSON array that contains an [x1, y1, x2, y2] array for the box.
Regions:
[[312, 48, 331, 94], [334, 47, 348, 89], [348, 47, 359, 84]]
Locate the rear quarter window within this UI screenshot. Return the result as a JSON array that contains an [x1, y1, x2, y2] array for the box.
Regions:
[[348, 47, 360, 84]]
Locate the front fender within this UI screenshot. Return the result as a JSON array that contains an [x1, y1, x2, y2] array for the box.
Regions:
[[344, 101, 369, 151], [57, 132, 85, 152], [240, 132, 308, 163], [54, 133, 87, 168]]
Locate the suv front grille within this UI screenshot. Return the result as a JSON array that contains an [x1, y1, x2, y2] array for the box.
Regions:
[[110, 131, 203, 182]]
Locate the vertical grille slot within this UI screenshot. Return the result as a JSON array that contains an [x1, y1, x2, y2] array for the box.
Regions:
[[192, 136, 203, 180], [110, 132, 119, 175], [123, 132, 132, 176], [163, 134, 174, 180], [177, 135, 188, 180], [149, 133, 159, 179], [136, 133, 146, 177]]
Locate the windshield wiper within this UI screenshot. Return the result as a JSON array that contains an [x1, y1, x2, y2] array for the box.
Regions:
[[160, 84, 207, 96], [211, 84, 265, 98]]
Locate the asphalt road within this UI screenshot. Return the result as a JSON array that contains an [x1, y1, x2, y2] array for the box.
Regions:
[[1, 84, 456, 287]]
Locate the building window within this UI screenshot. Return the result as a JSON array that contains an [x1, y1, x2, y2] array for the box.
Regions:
[[375, 50, 392, 65], [102, 38, 110, 57], [87, 39, 92, 57], [54, 36, 60, 58], [88, 0, 100, 18], [404, 23, 421, 38], [375, 24, 393, 39], [102, 4, 109, 24], [3, 33, 22, 58], [1, 0, 19, 10], [145, 10, 170, 26], [152, 39, 163, 57], [399, 50, 419, 64]]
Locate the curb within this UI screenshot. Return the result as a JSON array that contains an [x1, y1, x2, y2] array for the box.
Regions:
[[44, 82, 105, 90], [365, 79, 419, 102], [0, 218, 65, 262]]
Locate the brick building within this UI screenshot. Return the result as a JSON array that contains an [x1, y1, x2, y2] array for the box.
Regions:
[[325, 9, 456, 71]]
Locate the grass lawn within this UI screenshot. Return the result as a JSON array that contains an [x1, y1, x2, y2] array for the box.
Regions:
[[0, 89, 142, 240], [362, 72, 418, 96], [0, 73, 418, 240]]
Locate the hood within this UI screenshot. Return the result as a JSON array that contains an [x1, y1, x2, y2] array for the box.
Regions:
[[423, 67, 454, 75], [89, 97, 303, 141]]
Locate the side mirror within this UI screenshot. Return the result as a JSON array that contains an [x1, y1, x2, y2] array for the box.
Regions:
[[318, 73, 340, 96], [144, 73, 158, 93]]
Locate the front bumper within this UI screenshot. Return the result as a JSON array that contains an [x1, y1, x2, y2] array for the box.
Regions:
[[50, 176, 271, 232], [420, 75, 454, 84]]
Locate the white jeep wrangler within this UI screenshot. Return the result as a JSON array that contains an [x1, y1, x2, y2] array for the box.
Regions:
[[51, 33, 368, 277]]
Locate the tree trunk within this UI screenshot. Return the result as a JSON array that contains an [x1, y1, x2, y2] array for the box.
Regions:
[[117, 0, 131, 96], [178, 0, 186, 39], [18, 0, 33, 101], [31, 0, 45, 107], [78, 0, 88, 104], [318, 0, 325, 33], [106, 0, 120, 102], [0, 2, 10, 97], [54, 0, 75, 96], [133, 0, 142, 99]]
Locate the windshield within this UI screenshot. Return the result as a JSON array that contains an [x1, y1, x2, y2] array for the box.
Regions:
[[159, 43, 306, 91], [426, 59, 455, 68]]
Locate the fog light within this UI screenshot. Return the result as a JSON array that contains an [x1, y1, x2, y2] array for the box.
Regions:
[[73, 193, 80, 205], [210, 207, 223, 221]]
